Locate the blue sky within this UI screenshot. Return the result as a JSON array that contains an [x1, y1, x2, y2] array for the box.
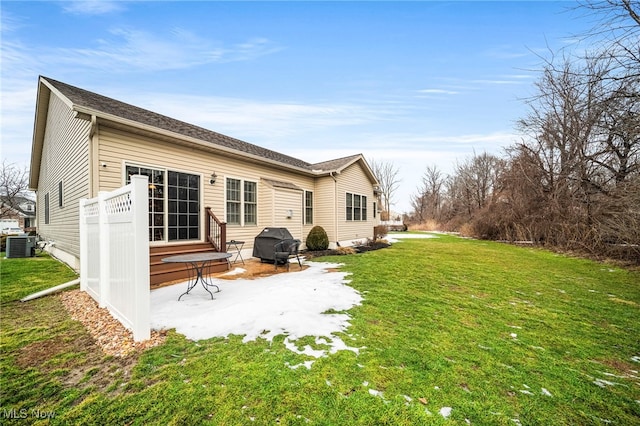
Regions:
[[1, 1, 593, 212]]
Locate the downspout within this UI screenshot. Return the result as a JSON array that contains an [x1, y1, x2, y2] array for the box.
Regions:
[[330, 171, 338, 248], [20, 278, 80, 302], [88, 115, 98, 197]]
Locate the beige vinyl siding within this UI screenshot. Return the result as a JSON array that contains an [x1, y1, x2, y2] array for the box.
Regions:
[[336, 162, 376, 244], [258, 180, 274, 228], [37, 93, 90, 260], [313, 175, 338, 244], [97, 126, 315, 248], [273, 188, 303, 240]]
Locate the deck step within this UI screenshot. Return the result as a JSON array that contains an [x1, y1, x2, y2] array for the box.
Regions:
[[149, 242, 228, 287]]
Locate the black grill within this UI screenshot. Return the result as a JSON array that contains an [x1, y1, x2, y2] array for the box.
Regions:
[[253, 227, 294, 262]]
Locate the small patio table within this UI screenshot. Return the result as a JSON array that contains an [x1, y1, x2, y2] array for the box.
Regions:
[[162, 252, 232, 301], [226, 240, 245, 265]]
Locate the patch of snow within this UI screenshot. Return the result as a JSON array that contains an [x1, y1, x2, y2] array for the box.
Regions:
[[511, 419, 522, 425], [151, 261, 362, 358], [285, 360, 315, 370], [368, 388, 384, 398], [386, 233, 438, 243], [328, 336, 363, 355], [541, 388, 552, 397], [593, 378, 620, 388], [439, 407, 452, 418], [519, 390, 534, 395], [510, 333, 518, 339], [284, 337, 326, 358], [222, 267, 246, 276], [631, 356, 640, 363]]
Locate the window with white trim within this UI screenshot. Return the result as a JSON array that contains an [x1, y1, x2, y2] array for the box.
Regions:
[[304, 191, 313, 224], [346, 193, 367, 221], [244, 181, 257, 225], [226, 178, 257, 226]]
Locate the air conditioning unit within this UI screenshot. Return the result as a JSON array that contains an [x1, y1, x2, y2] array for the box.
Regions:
[[6, 236, 36, 258]]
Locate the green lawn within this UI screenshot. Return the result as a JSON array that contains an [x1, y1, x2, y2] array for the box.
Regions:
[[1, 235, 639, 425]]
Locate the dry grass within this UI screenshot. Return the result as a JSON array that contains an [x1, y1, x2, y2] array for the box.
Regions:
[[408, 219, 442, 231]]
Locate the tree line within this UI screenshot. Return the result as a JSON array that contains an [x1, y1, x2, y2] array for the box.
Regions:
[[407, 1, 639, 263]]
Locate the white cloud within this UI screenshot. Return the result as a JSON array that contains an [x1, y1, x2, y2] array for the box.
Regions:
[[38, 27, 282, 72], [417, 88, 459, 95], [482, 44, 529, 59], [126, 92, 391, 143], [61, 0, 124, 15]]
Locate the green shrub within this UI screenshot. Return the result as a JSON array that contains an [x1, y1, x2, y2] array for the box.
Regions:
[[306, 226, 329, 251]]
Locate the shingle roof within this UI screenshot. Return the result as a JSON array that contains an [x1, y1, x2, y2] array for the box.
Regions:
[[261, 178, 303, 190], [310, 154, 363, 172], [43, 77, 315, 170]]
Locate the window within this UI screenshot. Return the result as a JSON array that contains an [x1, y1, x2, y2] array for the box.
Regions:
[[44, 193, 50, 224], [346, 193, 367, 221], [304, 191, 313, 224], [58, 181, 63, 207], [126, 165, 200, 242], [244, 181, 257, 225], [373, 201, 377, 218], [167, 171, 200, 241], [226, 178, 241, 225], [226, 178, 257, 226]]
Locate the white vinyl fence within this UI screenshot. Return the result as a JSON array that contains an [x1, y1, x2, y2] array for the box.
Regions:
[[79, 175, 150, 341]]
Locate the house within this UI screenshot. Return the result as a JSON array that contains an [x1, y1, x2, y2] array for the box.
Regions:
[[0, 196, 36, 233], [29, 76, 380, 285]]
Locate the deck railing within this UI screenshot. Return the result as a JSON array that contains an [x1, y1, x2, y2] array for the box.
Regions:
[[205, 207, 226, 252]]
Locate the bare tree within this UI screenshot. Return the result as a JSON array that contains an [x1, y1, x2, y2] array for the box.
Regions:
[[369, 159, 401, 218], [410, 165, 445, 223], [0, 160, 32, 218], [451, 152, 504, 215], [577, 0, 640, 78]]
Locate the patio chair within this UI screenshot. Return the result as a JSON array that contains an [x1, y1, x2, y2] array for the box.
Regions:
[[273, 239, 302, 271]]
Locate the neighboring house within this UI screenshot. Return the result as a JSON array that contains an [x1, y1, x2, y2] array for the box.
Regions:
[[29, 76, 380, 284], [0, 196, 36, 232]]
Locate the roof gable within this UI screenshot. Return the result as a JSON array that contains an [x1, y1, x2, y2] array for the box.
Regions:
[[311, 154, 378, 184]]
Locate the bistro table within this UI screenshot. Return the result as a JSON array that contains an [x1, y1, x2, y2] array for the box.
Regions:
[[162, 252, 232, 301], [225, 240, 245, 265]]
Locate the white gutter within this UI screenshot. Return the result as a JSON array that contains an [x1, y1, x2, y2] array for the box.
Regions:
[[20, 278, 80, 302]]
